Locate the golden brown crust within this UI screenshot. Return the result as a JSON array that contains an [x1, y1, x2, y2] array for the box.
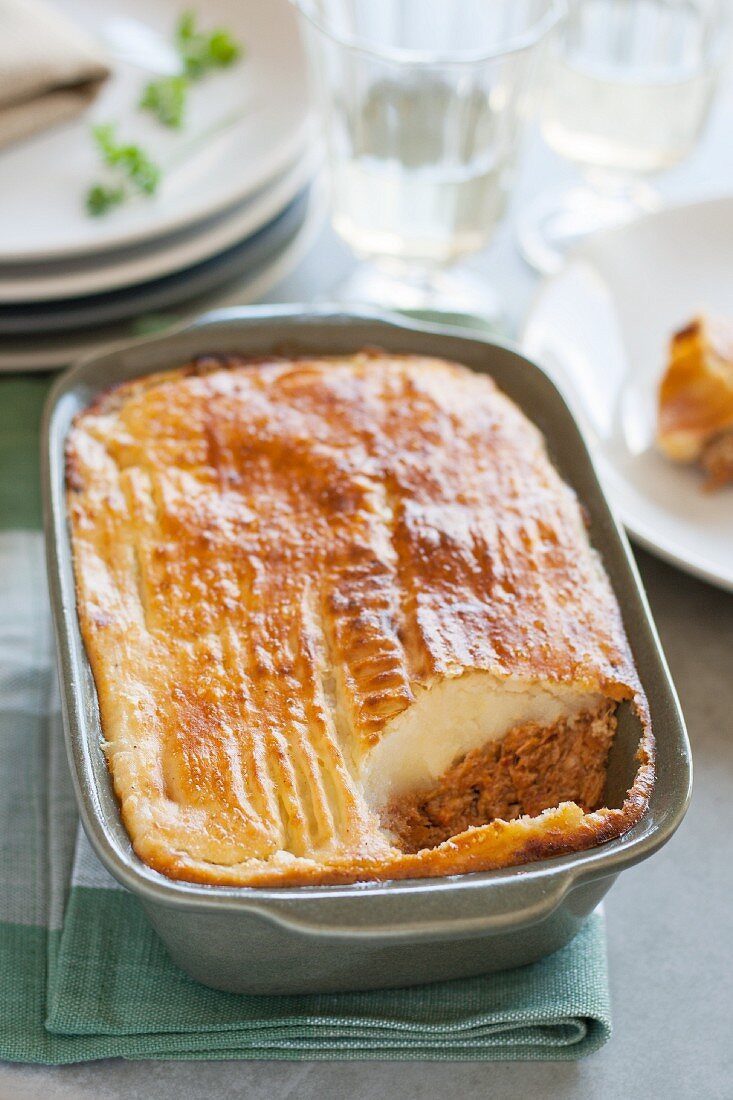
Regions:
[[66, 351, 653, 887]]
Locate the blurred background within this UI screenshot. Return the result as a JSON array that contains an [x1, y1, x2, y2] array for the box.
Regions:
[[0, 0, 730, 363]]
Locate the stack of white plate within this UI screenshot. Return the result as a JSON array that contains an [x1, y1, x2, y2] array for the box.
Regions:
[[0, 0, 324, 371]]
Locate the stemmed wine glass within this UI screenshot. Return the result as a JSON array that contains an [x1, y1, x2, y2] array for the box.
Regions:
[[293, 0, 564, 323], [518, 0, 731, 275]]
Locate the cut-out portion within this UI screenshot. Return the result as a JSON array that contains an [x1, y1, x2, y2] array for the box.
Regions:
[[384, 703, 616, 853], [361, 671, 606, 811]]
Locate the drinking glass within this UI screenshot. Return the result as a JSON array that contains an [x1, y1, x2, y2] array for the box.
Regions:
[[294, 0, 564, 320], [519, 0, 730, 274]]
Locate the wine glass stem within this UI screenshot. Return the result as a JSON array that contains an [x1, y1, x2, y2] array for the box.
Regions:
[[581, 167, 660, 211], [371, 254, 442, 290]]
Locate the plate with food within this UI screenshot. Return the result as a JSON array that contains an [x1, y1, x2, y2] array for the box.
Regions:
[[43, 306, 688, 994], [0, 0, 311, 262], [522, 194, 733, 592]]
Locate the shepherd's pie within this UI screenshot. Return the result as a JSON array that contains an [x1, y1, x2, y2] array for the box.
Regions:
[[66, 351, 654, 886]]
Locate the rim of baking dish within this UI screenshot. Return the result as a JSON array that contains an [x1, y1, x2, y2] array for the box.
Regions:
[[41, 304, 691, 936]]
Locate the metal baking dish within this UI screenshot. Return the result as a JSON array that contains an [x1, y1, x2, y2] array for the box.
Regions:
[[42, 305, 691, 995]]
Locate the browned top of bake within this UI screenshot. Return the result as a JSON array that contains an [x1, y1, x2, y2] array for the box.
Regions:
[[66, 351, 650, 886]]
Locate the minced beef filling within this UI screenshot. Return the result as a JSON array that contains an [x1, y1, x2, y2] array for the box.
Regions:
[[385, 704, 617, 853]]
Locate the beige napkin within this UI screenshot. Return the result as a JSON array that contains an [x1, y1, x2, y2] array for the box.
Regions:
[[0, 0, 110, 150]]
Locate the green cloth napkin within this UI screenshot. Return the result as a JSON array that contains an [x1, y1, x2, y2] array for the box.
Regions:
[[0, 374, 612, 1065]]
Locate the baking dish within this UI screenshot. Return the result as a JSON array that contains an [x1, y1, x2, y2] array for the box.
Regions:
[[42, 305, 691, 994]]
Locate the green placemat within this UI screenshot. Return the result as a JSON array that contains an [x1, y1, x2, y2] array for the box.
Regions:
[[0, 371, 611, 1064]]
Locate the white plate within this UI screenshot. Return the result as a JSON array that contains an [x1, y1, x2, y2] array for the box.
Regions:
[[0, 151, 318, 302], [522, 194, 733, 593], [0, 181, 327, 372], [0, 189, 313, 334], [0, 0, 311, 262]]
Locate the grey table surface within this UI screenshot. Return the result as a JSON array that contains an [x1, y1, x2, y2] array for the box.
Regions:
[[2, 71, 733, 1100]]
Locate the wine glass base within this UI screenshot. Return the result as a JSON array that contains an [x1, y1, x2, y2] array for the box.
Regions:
[[332, 262, 504, 331], [517, 181, 661, 276]]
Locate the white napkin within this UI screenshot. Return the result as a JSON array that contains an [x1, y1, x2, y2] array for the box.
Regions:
[[0, 0, 110, 150]]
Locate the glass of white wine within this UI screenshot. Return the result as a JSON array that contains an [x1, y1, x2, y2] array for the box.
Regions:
[[293, 0, 564, 322], [519, 0, 731, 275]]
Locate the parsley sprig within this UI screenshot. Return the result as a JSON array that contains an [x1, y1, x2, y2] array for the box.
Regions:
[[139, 74, 188, 130], [85, 124, 161, 216], [85, 10, 244, 215], [86, 183, 126, 217], [177, 10, 242, 79], [140, 11, 243, 129]]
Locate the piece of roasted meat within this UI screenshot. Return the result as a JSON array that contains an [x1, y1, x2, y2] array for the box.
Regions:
[[658, 315, 733, 491]]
